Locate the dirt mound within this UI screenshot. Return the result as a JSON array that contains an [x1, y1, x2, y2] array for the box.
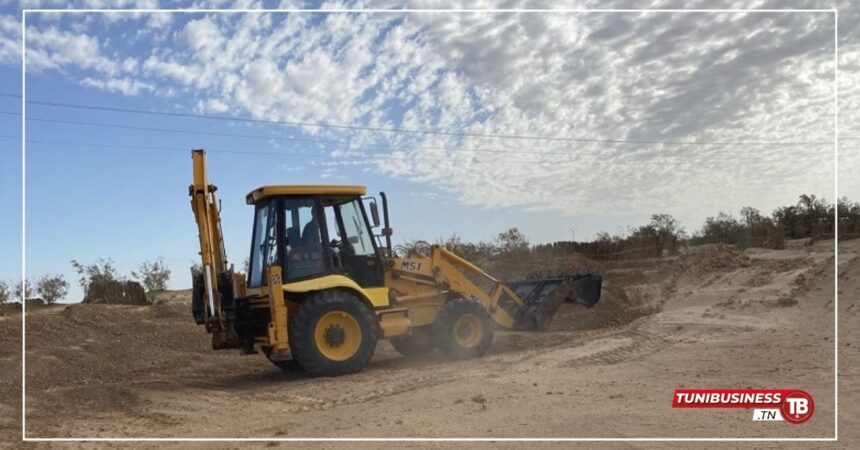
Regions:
[[152, 298, 190, 318], [670, 244, 751, 282], [548, 286, 659, 332], [150, 290, 192, 318], [0, 302, 21, 316], [2, 244, 849, 440], [83, 280, 148, 305], [24, 301, 213, 401], [549, 244, 762, 332]]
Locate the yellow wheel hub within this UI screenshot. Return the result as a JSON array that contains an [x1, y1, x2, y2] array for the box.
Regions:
[[314, 311, 362, 361], [453, 313, 483, 348]]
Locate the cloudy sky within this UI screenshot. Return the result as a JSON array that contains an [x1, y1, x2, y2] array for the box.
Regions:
[[0, 1, 855, 299]]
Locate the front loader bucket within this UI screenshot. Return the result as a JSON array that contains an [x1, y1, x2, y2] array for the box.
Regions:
[[509, 273, 602, 331]]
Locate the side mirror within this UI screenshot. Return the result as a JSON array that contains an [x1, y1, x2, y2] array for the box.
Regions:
[[369, 200, 380, 227]]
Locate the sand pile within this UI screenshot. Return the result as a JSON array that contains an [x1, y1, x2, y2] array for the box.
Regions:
[[669, 244, 751, 284], [550, 244, 776, 332]]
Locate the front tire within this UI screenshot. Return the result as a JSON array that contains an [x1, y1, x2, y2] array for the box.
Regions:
[[289, 290, 378, 376], [433, 297, 494, 360]]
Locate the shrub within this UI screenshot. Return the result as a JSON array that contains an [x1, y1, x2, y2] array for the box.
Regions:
[[494, 228, 530, 258], [36, 274, 69, 304], [70, 258, 120, 291], [0, 281, 9, 304], [132, 258, 171, 293], [14, 280, 34, 302]]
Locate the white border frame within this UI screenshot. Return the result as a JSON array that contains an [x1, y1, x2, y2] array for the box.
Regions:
[[19, 7, 840, 443]]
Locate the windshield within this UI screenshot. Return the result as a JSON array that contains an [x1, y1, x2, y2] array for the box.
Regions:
[[338, 199, 376, 256]]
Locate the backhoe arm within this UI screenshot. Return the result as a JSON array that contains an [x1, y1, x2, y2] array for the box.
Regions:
[[189, 149, 229, 330]]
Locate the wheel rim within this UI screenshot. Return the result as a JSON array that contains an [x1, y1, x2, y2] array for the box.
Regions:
[[314, 311, 362, 361], [453, 313, 483, 348]]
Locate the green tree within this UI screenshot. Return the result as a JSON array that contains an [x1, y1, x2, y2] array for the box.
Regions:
[[494, 228, 530, 256], [70, 258, 120, 291], [132, 258, 171, 293], [773, 205, 802, 239], [797, 194, 829, 237], [740, 207, 765, 228], [837, 197, 860, 236], [699, 212, 743, 244], [14, 280, 34, 302], [36, 274, 69, 304], [648, 213, 685, 252]]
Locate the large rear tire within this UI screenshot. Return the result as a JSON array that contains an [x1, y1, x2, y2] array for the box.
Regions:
[[289, 290, 378, 376], [390, 326, 436, 357], [433, 297, 494, 360]]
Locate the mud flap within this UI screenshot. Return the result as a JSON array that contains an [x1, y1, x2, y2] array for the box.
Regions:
[[511, 273, 603, 331]]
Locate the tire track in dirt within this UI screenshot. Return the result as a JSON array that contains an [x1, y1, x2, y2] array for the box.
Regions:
[[559, 329, 670, 367], [267, 322, 674, 414]]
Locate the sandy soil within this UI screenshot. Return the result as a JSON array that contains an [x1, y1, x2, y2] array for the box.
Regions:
[[1, 239, 858, 448]]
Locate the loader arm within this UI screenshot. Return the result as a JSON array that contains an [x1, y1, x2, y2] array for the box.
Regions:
[[430, 246, 525, 328], [189, 149, 231, 332], [393, 245, 601, 331]]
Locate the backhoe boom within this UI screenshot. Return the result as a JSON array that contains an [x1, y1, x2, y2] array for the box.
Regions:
[[189, 149, 237, 342]]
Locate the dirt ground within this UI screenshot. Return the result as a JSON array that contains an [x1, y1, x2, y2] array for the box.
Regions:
[[1, 239, 858, 448]]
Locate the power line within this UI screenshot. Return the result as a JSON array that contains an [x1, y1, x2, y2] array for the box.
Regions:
[[0, 111, 832, 163], [0, 135, 668, 165], [0, 135, 368, 159], [0, 135, 830, 170], [0, 92, 833, 147], [0, 111, 621, 157]]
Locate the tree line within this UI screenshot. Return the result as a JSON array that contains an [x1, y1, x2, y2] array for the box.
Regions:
[[420, 194, 860, 263], [2, 194, 856, 304], [0, 258, 171, 305]]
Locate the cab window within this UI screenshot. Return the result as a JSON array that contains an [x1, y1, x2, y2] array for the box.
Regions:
[[248, 203, 275, 287], [283, 199, 326, 280], [338, 199, 376, 256]]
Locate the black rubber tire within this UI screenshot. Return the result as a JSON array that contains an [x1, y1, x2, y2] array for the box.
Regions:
[[389, 326, 436, 357], [261, 346, 304, 373], [289, 290, 378, 376], [433, 297, 494, 360]]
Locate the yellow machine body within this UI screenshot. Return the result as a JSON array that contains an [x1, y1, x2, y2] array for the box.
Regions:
[[188, 149, 600, 374]]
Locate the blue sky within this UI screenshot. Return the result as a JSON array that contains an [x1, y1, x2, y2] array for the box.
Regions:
[[0, 1, 854, 302]]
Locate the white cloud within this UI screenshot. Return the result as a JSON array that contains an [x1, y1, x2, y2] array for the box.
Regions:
[[196, 97, 229, 112], [142, 55, 199, 85], [25, 25, 137, 76], [80, 75, 155, 95], [1, 3, 856, 220], [0, 15, 20, 65]]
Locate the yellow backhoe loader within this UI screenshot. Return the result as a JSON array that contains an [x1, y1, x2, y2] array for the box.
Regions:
[[189, 149, 602, 376]]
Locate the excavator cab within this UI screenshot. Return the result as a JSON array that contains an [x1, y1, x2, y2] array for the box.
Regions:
[[244, 187, 387, 290]]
